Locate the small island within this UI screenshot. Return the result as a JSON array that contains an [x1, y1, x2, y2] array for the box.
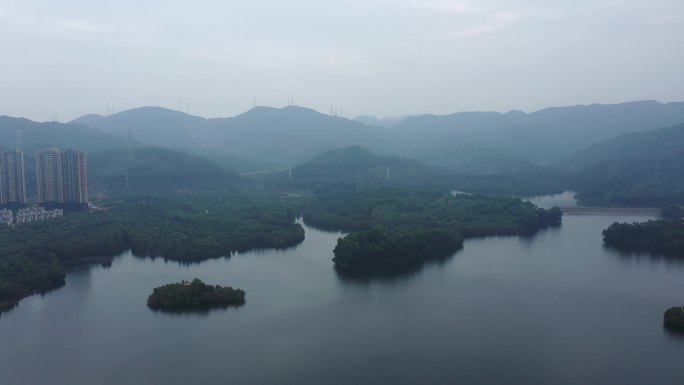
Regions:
[[147, 278, 245, 309], [664, 306, 684, 329]]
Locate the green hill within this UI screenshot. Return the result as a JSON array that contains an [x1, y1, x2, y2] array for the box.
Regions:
[[559, 123, 684, 205], [89, 146, 243, 192], [73, 105, 390, 171], [263, 146, 567, 196], [0, 116, 129, 153], [285, 146, 445, 190], [556, 123, 684, 172], [407, 143, 543, 175], [209, 106, 390, 170], [72, 107, 213, 151]]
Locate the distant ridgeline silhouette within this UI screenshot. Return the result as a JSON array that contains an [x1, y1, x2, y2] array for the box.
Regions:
[[2, 100, 684, 200], [556, 123, 684, 206]]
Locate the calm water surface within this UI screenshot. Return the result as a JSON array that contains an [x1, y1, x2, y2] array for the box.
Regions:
[[1, 206, 683, 384]]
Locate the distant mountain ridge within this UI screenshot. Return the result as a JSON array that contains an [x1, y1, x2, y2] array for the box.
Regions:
[[353, 115, 411, 128], [210, 106, 389, 168], [393, 100, 684, 162], [560, 123, 684, 205], [73, 105, 389, 170], [0, 116, 129, 153], [70, 100, 684, 173], [7, 103, 684, 203], [72, 107, 212, 150], [556, 123, 684, 172]]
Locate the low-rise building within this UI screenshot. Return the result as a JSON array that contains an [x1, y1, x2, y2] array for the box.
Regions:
[[0, 209, 13, 226], [12, 207, 63, 225]]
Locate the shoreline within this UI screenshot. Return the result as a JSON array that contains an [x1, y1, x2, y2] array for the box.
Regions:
[[62, 256, 115, 269], [561, 207, 661, 216]]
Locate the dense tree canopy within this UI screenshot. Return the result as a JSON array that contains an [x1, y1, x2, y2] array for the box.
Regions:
[[303, 188, 562, 269], [0, 192, 304, 311], [147, 278, 245, 308], [602, 219, 684, 256]]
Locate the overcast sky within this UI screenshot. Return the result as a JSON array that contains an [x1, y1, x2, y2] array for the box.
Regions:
[[1, 0, 683, 122]]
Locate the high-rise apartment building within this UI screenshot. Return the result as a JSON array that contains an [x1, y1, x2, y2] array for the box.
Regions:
[[0, 148, 27, 205], [35, 148, 88, 206]]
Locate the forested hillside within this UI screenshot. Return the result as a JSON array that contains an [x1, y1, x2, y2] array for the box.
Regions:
[[73, 105, 390, 170], [559, 124, 684, 206], [260, 146, 568, 196], [557, 123, 684, 172], [71, 101, 684, 174], [89, 146, 243, 192], [0, 193, 305, 311]]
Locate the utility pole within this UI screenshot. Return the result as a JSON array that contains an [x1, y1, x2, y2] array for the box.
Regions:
[[125, 129, 132, 192]]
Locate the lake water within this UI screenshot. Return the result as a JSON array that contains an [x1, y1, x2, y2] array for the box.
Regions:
[[2, 199, 683, 384]]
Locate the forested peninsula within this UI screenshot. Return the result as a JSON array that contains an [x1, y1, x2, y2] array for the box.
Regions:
[[1, 183, 563, 311], [303, 189, 562, 269], [0, 193, 304, 312], [602, 219, 684, 256]]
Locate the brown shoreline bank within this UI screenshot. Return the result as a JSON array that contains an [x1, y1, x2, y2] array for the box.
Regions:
[[561, 207, 661, 216]]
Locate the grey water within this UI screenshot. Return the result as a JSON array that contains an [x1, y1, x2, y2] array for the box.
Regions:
[[2, 203, 683, 384]]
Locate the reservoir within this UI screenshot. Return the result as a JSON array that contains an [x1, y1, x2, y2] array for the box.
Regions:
[[1, 198, 682, 384]]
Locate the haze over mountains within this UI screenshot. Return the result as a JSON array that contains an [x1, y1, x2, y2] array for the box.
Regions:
[[0, 116, 128, 154], [2, 99, 684, 203], [281, 145, 441, 190], [89, 147, 243, 192], [559, 123, 684, 205], [393, 100, 684, 163], [68, 100, 684, 172], [73, 105, 388, 171], [556, 123, 684, 172], [353, 115, 411, 128]]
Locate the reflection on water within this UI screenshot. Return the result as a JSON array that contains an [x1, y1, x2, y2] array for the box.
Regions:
[[333, 250, 458, 286], [148, 302, 246, 316], [663, 325, 684, 338], [2, 212, 684, 385], [603, 244, 684, 266]]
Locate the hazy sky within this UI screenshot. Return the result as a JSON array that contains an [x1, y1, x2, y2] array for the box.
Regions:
[[1, 0, 683, 122]]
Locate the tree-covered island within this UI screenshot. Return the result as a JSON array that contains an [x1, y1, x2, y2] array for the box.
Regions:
[[147, 278, 245, 308], [303, 188, 562, 270], [664, 306, 684, 329]]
